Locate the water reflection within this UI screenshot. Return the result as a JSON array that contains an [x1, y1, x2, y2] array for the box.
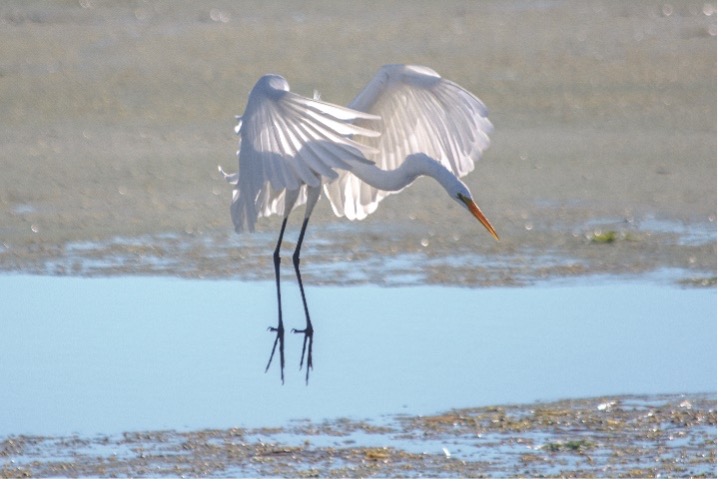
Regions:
[[0, 275, 715, 437]]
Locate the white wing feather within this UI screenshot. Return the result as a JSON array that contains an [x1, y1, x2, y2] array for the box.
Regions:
[[323, 64, 493, 220], [227, 74, 380, 232]]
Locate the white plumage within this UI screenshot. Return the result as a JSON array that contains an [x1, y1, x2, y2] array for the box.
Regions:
[[220, 65, 497, 383], [221, 64, 494, 230], [325, 64, 492, 220], [220, 73, 380, 232]]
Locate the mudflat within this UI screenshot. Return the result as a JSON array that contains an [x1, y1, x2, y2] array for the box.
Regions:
[[2, 394, 716, 478], [0, 0, 715, 285]]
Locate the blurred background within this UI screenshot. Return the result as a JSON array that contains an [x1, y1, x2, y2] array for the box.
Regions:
[[0, 0, 716, 284]]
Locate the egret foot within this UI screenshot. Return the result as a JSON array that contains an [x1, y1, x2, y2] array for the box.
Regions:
[[265, 323, 285, 384], [292, 324, 313, 384]]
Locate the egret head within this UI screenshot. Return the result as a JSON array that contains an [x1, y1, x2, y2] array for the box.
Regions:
[[406, 153, 499, 241], [454, 184, 499, 241]]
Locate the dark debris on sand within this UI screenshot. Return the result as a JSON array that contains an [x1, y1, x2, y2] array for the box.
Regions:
[[1, 393, 715, 478]]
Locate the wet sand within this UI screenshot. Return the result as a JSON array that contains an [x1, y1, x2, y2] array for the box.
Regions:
[[0, 0, 716, 285], [1, 394, 716, 478]]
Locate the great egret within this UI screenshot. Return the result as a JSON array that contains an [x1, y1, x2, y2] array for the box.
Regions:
[[220, 64, 498, 383]]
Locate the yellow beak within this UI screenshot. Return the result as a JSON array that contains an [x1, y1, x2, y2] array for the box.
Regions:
[[459, 194, 499, 241]]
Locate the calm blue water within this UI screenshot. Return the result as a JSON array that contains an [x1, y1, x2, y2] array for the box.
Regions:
[[0, 275, 715, 437]]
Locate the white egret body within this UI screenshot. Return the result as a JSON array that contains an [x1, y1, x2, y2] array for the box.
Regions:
[[221, 65, 498, 383]]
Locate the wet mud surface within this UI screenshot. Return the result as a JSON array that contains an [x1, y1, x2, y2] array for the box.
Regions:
[[0, 0, 716, 287], [1, 218, 716, 287], [1, 394, 715, 478]]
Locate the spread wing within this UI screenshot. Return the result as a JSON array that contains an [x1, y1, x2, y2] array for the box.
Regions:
[[223, 74, 380, 232], [323, 64, 493, 220]]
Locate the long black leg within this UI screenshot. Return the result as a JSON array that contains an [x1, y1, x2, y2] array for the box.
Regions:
[[291, 216, 313, 384], [265, 217, 288, 383]]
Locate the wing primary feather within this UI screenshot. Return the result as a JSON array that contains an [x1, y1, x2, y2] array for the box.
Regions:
[[284, 98, 380, 139], [291, 106, 378, 161], [291, 128, 339, 182], [274, 105, 320, 186], [262, 105, 299, 191], [300, 95, 380, 122], [294, 122, 350, 175]]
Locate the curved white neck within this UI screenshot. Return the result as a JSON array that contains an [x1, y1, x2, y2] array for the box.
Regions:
[[348, 153, 460, 194]]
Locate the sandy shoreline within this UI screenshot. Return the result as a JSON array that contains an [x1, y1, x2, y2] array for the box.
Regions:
[[1, 393, 716, 478]]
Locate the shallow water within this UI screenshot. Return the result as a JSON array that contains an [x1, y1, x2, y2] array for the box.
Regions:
[[0, 275, 715, 438], [5, 213, 716, 287]]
